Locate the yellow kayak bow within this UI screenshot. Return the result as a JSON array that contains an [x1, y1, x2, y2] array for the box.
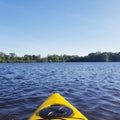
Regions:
[[29, 93, 88, 120]]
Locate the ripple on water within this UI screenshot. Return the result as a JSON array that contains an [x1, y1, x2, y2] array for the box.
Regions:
[[0, 63, 120, 120]]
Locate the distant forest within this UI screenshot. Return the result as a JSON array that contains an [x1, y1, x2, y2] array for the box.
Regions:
[[0, 51, 120, 62]]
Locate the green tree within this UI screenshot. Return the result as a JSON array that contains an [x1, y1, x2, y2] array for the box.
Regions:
[[0, 52, 6, 62], [8, 53, 17, 62], [23, 55, 31, 62], [47, 55, 60, 62]]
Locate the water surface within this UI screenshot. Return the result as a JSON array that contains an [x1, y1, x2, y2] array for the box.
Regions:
[[0, 63, 120, 120]]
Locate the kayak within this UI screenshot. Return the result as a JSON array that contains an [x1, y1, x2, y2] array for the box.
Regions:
[[29, 93, 88, 120]]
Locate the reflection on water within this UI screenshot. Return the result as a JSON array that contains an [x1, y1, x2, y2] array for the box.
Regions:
[[0, 63, 120, 120]]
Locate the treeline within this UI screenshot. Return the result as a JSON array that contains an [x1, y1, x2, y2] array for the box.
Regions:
[[0, 52, 120, 63]]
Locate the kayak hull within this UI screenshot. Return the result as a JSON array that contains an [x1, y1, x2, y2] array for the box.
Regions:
[[29, 93, 88, 120]]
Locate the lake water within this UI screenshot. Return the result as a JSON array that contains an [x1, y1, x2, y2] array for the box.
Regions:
[[0, 63, 120, 120]]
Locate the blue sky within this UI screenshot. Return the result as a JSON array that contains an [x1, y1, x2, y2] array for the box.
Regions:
[[0, 0, 120, 57]]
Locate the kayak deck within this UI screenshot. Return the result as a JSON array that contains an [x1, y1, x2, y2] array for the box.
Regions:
[[29, 93, 88, 120]]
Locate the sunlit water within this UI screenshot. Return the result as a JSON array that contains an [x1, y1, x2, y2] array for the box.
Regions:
[[0, 63, 120, 120]]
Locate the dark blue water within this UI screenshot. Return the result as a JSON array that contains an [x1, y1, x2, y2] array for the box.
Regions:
[[0, 63, 120, 120]]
